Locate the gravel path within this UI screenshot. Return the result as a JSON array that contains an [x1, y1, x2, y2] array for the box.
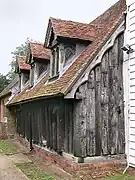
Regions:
[[0, 154, 29, 180]]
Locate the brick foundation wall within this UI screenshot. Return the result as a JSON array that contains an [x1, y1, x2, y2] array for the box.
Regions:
[[0, 96, 16, 138], [0, 99, 4, 121], [6, 108, 16, 137], [15, 135, 127, 178], [0, 122, 8, 140]]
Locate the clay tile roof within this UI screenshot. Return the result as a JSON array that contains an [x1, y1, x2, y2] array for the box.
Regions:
[[49, 17, 100, 42], [8, 0, 126, 105], [17, 56, 30, 71], [29, 42, 51, 60]]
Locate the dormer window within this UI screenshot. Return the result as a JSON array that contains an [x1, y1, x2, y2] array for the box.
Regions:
[[15, 56, 30, 91], [56, 47, 59, 74], [38, 63, 48, 77], [27, 42, 50, 86], [64, 44, 76, 62], [51, 47, 59, 77], [30, 64, 34, 87], [23, 73, 29, 84], [45, 18, 91, 80], [52, 50, 55, 77]]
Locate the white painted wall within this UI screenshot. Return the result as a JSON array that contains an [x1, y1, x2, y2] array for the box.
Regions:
[[11, 81, 19, 95], [125, 0, 135, 168], [60, 43, 87, 77]]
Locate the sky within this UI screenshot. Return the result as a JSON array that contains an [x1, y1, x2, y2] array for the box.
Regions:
[[0, 0, 118, 75]]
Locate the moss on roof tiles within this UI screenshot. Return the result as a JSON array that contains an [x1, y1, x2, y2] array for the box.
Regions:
[[8, 0, 126, 105]]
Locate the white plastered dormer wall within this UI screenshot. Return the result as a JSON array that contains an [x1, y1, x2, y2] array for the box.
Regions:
[[20, 72, 29, 91], [11, 81, 20, 96], [49, 42, 88, 79], [33, 61, 49, 85], [59, 43, 88, 76]]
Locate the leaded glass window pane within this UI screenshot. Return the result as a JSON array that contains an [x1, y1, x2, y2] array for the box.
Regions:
[[38, 63, 47, 77], [64, 44, 76, 61]]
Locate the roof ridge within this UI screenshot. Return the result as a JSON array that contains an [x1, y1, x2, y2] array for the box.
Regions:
[[90, 0, 125, 25], [50, 17, 89, 25], [29, 41, 44, 45]]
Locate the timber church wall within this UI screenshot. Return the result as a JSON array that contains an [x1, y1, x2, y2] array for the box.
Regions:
[[73, 32, 125, 158], [16, 33, 125, 159], [16, 98, 74, 155]]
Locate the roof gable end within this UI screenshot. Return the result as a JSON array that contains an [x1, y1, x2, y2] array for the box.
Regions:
[[44, 17, 99, 48]]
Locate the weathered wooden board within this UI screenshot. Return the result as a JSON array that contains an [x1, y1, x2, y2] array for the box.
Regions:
[[117, 33, 125, 154], [95, 66, 102, 155], [100, 53, 109, 155], [87, 70, 95, 156], [73, 32, 124, 158], [16, 33, 124, 159]]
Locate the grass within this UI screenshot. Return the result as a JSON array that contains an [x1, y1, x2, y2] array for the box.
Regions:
[[103, 174, 135, 180], [0, 140, 18, 155], [1, 140, 134, 180], [16, 162, 54, 180]]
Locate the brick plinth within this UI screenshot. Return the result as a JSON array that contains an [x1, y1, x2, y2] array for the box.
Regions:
[[0, 122, 8, 140], [15, 135, 126, 178]]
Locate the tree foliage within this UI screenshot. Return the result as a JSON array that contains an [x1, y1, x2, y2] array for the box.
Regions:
[[0, 74, 10, 93], [11, 37, 29, 56], [8, 38, 29, 81], [0, 38, 30, 93]]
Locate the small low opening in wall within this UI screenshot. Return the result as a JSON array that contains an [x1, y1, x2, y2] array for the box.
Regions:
[[54, 160, 57, 164], [58, 151, 63, 156]]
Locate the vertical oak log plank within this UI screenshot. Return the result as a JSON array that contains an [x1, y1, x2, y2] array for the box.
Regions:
[[34, 108, 38, 144], [52, 103, 55, 150], [108, 38, 118, 155], [22, 106, 25, 138], [95, 65, 102, 155], [79, 83, 87, 157], [64, 102, 69, 153], [69, 101, 73, 154], [60, 99, 65, 153], [57, 99, 64, 154], [87, 70, 96, 156], [117, 33, 125, 154], [38, 107, 42, 145], [35, 109, 40, 144], [36, 108, 39, 143], [46, 104, 50, 148], [41, 104, 46, 143], [30, 105, 34, 143], [69, 101, 72, 154], [52, 104, 57, 151], [100, 53, 109, 155], [49, 103, 53, 149], [29, 109, 33, 150], [44, 103, 48, 146], [73, 100, 82, 157], [26, 107, 29, 140], [56, 103, 60, 152]]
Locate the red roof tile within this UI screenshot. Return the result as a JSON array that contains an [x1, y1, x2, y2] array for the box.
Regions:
[[49, 18, 100, 42], [9, 0, 126, 105], [29, 42, 51, 60], [17, 56, 30, 71]]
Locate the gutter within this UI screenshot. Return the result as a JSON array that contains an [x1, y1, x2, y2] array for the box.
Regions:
[[6, 92, 64, 107]]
